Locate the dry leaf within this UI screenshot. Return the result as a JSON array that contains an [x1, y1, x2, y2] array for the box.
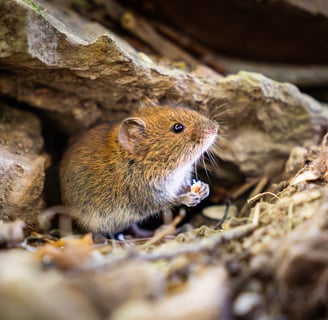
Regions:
[[34, 234, 94, 270]]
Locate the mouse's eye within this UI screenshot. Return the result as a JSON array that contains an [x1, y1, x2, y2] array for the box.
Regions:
[[172, 123, 185, 133]]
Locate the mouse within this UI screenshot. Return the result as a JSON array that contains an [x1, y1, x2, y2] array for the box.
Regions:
[[59, 105, 219, 235]]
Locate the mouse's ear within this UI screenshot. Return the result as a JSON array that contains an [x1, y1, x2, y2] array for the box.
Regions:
[[118, 117, 146, 153]]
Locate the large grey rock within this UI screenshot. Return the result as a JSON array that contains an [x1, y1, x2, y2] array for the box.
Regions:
[[0, 0, 327, 182], [210, 72, 328, 177], [0, 104, 47, 226]]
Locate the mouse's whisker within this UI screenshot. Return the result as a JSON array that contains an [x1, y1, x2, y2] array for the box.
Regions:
[[201, 153, 211, 183], [210, 105, 239, 125], [194, 161, 199, 181], [206, 150, 220, 172], [206, 150, 214, 165], [209, 102, 229, 118]]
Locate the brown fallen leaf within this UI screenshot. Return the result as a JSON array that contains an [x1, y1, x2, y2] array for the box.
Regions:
[[34, 233, 94, 270]]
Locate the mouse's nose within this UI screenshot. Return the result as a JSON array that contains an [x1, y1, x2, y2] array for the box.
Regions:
[[207, 121, 219, 134]]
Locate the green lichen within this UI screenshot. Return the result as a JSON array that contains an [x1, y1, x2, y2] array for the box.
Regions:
[[22, 0, 44, 15]]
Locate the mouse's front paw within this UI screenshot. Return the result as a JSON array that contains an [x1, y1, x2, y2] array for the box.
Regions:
[[178, 181, 210, 207], [191, 181, 210, 200], [178, 192, 202, 207]]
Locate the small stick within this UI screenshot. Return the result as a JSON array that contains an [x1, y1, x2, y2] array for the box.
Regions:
[[214, 199, 231, 229], [138, 208, 187, 249], [239, 176, 270, 217], [38, 205, 69, 230], [230, 178, 259, 200], [250, 176, 269, 199], [247, 192, 280, 204]]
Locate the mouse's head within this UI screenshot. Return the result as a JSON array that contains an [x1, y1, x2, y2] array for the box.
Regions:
[[118, 106, 218, 170]]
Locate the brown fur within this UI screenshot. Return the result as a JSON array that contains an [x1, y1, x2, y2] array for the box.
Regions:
[[60, 106, 218, 234]]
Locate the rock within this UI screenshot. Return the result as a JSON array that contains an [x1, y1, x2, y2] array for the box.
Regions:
[[0, 0, 327, 183], [0, 0, 215, 135], [211, 72, 328, 178], [68, 261, 166, 317], [0, 104, 47, 227], [202, 204, 238, 220], [111, 266, 230, 320], [233, 292, 263, 317], [0, 250, 98, 320]]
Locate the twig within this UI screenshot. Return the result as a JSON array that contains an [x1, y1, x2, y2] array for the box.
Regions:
[[38, 205, 69, 230], [230, 178, 259, 200], [239, 176, 270, 217], [138, 208, 187, 249], [214, 199, 231, 229], [247, 192, 280, 204]]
